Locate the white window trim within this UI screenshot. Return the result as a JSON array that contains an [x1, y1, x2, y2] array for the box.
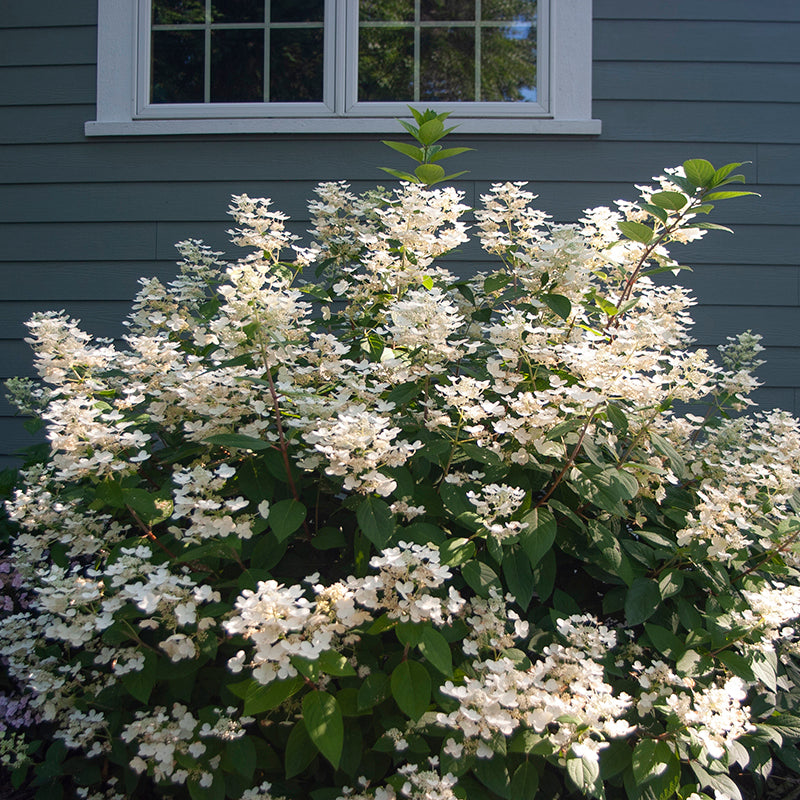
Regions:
[[85, 0, 600, 136]]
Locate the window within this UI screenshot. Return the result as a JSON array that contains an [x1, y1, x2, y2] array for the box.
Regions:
[[86, 0, 599, 135]]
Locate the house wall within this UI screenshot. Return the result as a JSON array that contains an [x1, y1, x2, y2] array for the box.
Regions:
[[1, 0, 799, 469]]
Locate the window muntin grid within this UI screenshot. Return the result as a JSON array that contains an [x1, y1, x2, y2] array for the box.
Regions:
[[149, 0, 326, 104]]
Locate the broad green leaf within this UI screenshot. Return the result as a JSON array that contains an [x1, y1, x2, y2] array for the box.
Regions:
[[606, 402, 629, 435], [749, 649, 778, 691], [318, 650, 357, 677], [225, 736, 257, 780], [382, 140, 425, 161], [269, 499, 306, 542], [632, 739, 681, 800], [356, 496, 394, 549], [510, 761, 539, 800], [391, 660, 431, 720], [715, 650, 755, 683], [302, 691, 343, 768], [419, 626, 453, 676], [396, 621, 424, 647], [285, 720, 317, 778], [683, 159, 716, 188], [658, 570, 684, 599], [439, 537, 475, 566], [121, 651, 157, 703], [712, 161, 746, 184], [123, 488, 173, 526], [417, 118, 445, 145], [460, 441, 503, 466], [244, 676, 304, 715], [625, 577, 661, 626], [618, 220, 654, 244], [204, 433, 270, 451], [415, 163, 446, 185], [462, 560, 501, 598], [649, 432, 687, 480], [484, 273, 511, 293], [644, 623, 686, 659], [566, 754, 601, 797], [475, 758, 510, 799], [502, 548, 535, 610], [520, 507, 557, 568], [357, 671, 390, 710], [542, 293, 572, 320], [650, 191, 688, 210]]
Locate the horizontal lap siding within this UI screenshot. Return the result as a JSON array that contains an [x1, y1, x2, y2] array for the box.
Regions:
[[1, 1, 799, 467]]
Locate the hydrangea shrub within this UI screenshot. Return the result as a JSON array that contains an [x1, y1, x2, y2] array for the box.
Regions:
[[3, 113, 800, 800]]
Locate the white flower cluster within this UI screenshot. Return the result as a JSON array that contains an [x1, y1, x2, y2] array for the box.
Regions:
[[466, 483, 528, 542], [122, 702, 252, 787], [438, 615, 634, 762], [225, 542, 464, 685]]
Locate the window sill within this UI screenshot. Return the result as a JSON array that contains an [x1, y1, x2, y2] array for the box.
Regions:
[[84, 117, 602, 137]]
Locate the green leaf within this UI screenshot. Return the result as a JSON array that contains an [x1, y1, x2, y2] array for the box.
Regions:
[[510, 761, 539, 800], [625, 577, 661, 626], [430, 146, 474, 161], [632, 739, 680, 799], [204, 433, 270, 451], [749, 649, 778, 691], [715, 650, 756, 683], [542, 293, 572, 320], [415, 163, 446, 185], [439, 537, 475, 566], [657, 570, 684, 599], [396, 622, 424, 647], [484, 273, 511, 293], [225, 736, 257, 780], [462, 560, 501, 598], [285, 720, 318, 778], [417, 118, 445, 145], [244, 676, 304, 715], [391, 660, 431, 720], [475, 758, 511, 799], [357, 671, 390, 710], [618, 220, 654, 244], [356, 496, 395, 549], [302, 691, 343, 768], [123, 488, 173, 526], [502, 548, 535, 611], [460, 441, 502, 466], [121, 651, 157, 703], [683, 159, 716, 188], [419, 626, 453, 676], [520, 507, 557, 568], [269, 499, 306, 542], [650, 191, 688, 211], [703, 190, 759, 201], [318, 650, 357, 676], [644, 623, 686, 659], [566, 755, 602, 797], [380, 167, 418, 183], [382, 140, 425, 161]]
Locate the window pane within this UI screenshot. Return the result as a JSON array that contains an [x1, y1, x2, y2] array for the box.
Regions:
[[420, 0, 475, 21], [420, 28, 474, 101], [270, 29, 324, 101], [360, 0, 414, 21], [151, 30, 204, 102], [211, 29, 264, 102], [359, 27, 414, 101], [152, 0, 205, 24], [271, 0, 325, 22], [211, 0, 264, 23], [482, 0, 536, 22], [480, 24, 536, 101]]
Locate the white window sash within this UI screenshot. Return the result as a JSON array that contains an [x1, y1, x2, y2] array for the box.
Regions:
[[86, 0, 600, 136]]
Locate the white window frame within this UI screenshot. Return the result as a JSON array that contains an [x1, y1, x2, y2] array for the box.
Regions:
[[85, 0, 600, 136]]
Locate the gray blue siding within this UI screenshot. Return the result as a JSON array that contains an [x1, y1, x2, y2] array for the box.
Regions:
[[1, 0, 799, 467]]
